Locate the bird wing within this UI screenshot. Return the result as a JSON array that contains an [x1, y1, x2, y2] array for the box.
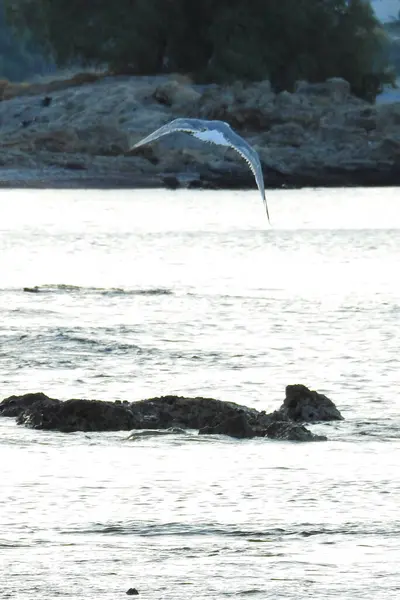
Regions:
[[131, 118, 201, 149], [131, 117, 270, 223], [224, 128, 270, 223]]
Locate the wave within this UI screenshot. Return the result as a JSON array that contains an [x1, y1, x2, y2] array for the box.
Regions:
[[59, 520, 400, 539], [4, 326, 231, 362], [7, 328, 143, 356], [18, 284, 173, 296]]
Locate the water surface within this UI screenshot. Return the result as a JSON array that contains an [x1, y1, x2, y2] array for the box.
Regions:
[[0, 187, 399, 599]]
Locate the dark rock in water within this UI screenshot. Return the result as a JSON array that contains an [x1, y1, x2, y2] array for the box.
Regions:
[[128, 395, 261, 430], [263, 420, 327, 442], [0, 392, 57, 418], [126, 588, 139, 595], [0, 394, 137, 432], [198, 406, 327, 441], [199, 412, 255, 438], [280, 384, 343, 422], [23, 286, 40, 293], [0, 385, 342, 441]]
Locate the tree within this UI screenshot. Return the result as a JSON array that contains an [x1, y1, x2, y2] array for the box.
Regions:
[[0, 0, 50, 80], [4, 0, 395, 100]]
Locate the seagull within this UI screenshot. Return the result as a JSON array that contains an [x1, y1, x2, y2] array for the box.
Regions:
[[131, 118, 270, 222]]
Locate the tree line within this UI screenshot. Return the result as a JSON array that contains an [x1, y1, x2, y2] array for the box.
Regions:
[[3, 0, 396, 99], [0, 0, 51, 81]]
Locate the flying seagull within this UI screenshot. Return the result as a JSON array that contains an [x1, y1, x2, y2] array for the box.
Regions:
[[131, 118, 270, 222]]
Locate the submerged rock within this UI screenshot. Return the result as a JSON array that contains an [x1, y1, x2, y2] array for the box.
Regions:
[[127, 427, 186, 439], [0, 384, 340, 441]]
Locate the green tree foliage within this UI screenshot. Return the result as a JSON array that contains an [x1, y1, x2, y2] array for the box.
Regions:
[[0, 0, 50, 80], [4, 0, 395, 99]]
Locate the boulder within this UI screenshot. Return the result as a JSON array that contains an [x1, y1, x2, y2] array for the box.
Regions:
[[128, 395, 261, 430], [264, 122, 308, 147], [151, 80, 201, 109], [279, 384, 343, 422], [199, 412, 255, 438], [0, 385, 340, 441], [194, 80, 276, 129], [295, 77, 351, 103], [263, 420, 327, 441], [13, 397, 138, 432], [0, 392, 57, 418], [197, 412, 326, 441]]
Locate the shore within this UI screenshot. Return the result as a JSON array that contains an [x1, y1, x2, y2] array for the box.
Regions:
[[0, 72, 399, 189]]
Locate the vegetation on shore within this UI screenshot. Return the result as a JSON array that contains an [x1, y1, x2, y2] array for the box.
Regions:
[[2, 0, 398, 101], [0, 0, 51, 80]]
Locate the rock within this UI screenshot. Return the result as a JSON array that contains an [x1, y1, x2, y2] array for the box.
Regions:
[[0, 395, 138, 432], [152, 80, 201, 108], [0, 392, 57, 418], [264, 122, 308, 147], [263, 420, 327, 442], [376, 102, 400, 131], [375, 136, 400, 159], [295, 77, 351, 103], [0, 72, 399, 187], [75, 124, 130, 156], [199, 412, 255, 438], [279, 384, 343, 422], [318, 123, 367, 145], [193, 80, 276, 129], [32, 129, 81, 153], [128, 395, 261, 430], [197, 405, 326, 442], [0, 386, 339, 441], [126, 588, 139, 595]]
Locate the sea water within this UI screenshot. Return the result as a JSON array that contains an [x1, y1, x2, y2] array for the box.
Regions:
[[0, 187, 399, 599]]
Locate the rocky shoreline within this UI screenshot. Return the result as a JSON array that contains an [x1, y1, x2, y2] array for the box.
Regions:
[[0, 72, 399, 189], [0, 384, 343, 441]]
